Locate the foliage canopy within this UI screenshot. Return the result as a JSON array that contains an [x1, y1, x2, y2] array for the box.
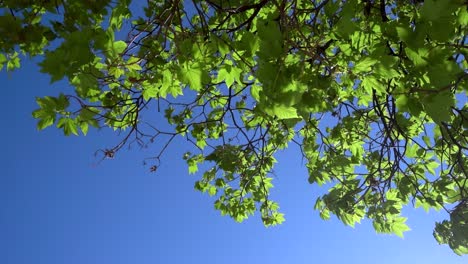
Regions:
[[1, 0, 467, 255]]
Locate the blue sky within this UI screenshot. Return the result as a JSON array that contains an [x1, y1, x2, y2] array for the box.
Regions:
[[2, 58, 467, 264]]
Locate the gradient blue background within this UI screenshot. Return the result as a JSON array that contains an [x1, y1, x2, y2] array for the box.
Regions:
[[2, 50, 467, 264]]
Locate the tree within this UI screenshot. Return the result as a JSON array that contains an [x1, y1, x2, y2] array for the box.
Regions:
[[1, 0, 467, 255]]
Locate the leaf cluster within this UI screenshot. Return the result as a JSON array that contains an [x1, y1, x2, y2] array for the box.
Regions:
[[1, 0, 467, 254]]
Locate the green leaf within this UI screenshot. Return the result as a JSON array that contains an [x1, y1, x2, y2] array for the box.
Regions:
[[36, 115, 55, 130], [334, 3, 358, 38], [415, 196, 431, 212], [208, 186, 217, 196], [179, 62, 207, 91], [110, 2, 131, 30], [240, 31, 260, 56], [354, 57, 378, 73], [458, 8, 468, 25], [391, 217, 411, 238], [361, 76, 382, 94], [0, 53, 6, 70], [108, 66, 124, 78], [420, 0, 459, 20], [405, 47, 429, 67], [425, 161, 439, 175], [80, 122, 89, 135], [216, 64, 242, 87], [142, 84, 158, 101], [396, 25, 411, 42], [405, 143, 419, 158], [57, 118, 78, 136], [396, 95, 409, 111], [160, 69, 182, 98], [6, 52, 20, 71], [126, 56, 142, 71], [112, 40, 127, 55], [349, 143, 364, 158], [263, 104, 299, 120], [422, 92, 454, 124], [257, 20, 283, 58], [320, 208, 331, 220]]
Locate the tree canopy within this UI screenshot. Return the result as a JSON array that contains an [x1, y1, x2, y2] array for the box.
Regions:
[[1, 0, 467, 255]]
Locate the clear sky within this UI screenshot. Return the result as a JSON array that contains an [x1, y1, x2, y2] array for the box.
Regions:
[[2, 57, 467, 264]]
